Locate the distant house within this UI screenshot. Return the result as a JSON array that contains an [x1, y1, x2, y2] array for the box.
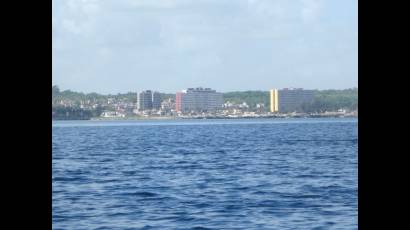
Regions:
[[101, 111, 125, 118]]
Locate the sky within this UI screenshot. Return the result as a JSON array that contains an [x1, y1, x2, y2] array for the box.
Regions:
[[52, 0, 358, 94]]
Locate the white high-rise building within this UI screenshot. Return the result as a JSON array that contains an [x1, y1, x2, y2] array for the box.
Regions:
[[138, 90, 153, 111], [176, 87, 223, 112], [152, 92, 161, 110], [138, 90, 162, 111]]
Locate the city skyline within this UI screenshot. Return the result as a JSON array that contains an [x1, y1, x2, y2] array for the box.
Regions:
[[52, 85, 357, 95], [52, 0, 358, 94], [52, 85, 358, 120]]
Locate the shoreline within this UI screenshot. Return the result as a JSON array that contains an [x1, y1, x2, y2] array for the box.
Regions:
[[52, 115, 357, 121]]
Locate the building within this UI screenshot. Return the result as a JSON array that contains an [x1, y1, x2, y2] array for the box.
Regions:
[[175, 87, 223, 113], [270, 88, 315, 113], [138, 90, 162, 111], [138, 90, 153, 111], [270, 89, 279, 112], [161, 98, 175, 111], [101, 111, 125, 118], [152, 92, 161, 110], [175, 92, 183, 112]]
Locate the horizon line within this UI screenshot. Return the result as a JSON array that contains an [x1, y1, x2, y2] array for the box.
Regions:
[[52, 85, 358, 95]]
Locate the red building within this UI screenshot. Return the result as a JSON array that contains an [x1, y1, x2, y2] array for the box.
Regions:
[[175, 92, 182, 112]]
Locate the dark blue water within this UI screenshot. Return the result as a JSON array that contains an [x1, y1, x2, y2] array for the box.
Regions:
[[52, 118, 358, 230]]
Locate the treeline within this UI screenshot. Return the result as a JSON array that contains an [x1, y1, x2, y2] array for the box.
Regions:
[[223, 91, 270, 108], [53, 86, 138, 105], [52, 106, 103, 120], [223, 88, 358, 112], [52, 85, 174, 105], [305, 88, 358, 112]]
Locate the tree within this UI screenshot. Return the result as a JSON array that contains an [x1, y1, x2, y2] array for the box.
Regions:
[[52, 85, 60, 95]]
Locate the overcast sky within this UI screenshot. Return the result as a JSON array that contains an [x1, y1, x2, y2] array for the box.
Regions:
[[52, 0, 358, 94]]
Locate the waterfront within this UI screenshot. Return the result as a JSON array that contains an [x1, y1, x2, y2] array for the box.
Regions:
[[53, 111, 358, 121], [52, 118, 358, 229]]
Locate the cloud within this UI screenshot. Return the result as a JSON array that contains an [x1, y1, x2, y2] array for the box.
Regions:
[[52, 0, 357, 93], [301, 0, 324, 23], [62, 19, 82, 35], [125, 0, 182, 8]]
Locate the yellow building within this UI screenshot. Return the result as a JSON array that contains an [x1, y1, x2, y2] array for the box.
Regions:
[[270, 89, 279, 112]]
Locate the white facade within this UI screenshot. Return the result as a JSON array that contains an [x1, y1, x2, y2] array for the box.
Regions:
[[152, 92, 161, 110], [101, 111, 125, 118], [177, 87, 223, 112]]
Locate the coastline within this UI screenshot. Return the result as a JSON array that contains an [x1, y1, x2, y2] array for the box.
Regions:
[[90, 116, 178, 121], [52, 114, 357, 121]]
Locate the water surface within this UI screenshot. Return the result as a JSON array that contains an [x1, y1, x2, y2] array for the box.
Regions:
[[52, 118, 358, 229]]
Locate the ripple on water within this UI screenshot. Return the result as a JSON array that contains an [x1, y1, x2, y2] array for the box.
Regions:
[[52, 119, 358, 229]]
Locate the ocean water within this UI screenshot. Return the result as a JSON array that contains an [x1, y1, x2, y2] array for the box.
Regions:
[[52, 118, 358, 230]]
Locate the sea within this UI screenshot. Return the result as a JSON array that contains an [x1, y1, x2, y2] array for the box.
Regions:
[[52, 118, 358, 230]]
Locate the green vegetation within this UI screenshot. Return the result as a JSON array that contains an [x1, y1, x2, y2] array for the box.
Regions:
[[52, 86, 173, 106], [52, 86, 175, 119], [52, 106, 95, 120], [223, 88, 358, 112], [304, 88, 358, 112], [159, 93, 175, 102], [223, 91, 270, 108]]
